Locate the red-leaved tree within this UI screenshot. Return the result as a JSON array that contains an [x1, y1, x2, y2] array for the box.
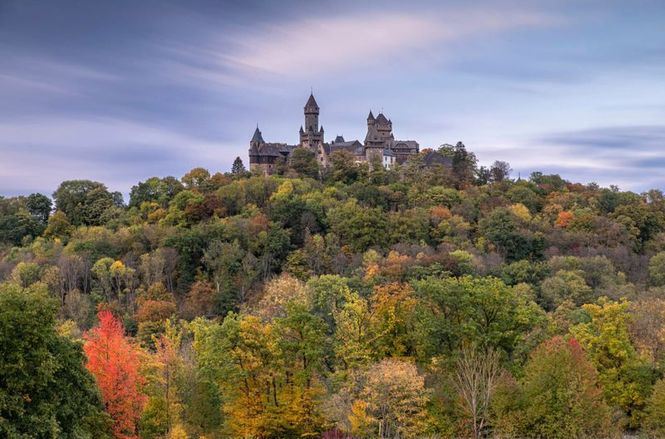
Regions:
[[84, 309, 147, 439]]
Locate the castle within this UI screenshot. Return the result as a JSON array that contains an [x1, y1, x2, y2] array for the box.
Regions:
[[249, 93, 420, 175]]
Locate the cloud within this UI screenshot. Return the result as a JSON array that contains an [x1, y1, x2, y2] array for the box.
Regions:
[[530, 125, 665, 191], [181, 7, 561, 83], [0, 117, 233, 196], [542, 125, 665, 151]]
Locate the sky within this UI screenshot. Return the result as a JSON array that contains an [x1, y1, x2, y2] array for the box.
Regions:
[[1, 0, 664, 198]]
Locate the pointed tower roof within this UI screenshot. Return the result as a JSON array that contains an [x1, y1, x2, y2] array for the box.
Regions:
[[365, 123, 380, 143], [375, 113, 389, 124], [367, 110, 375, 121], [251, 126, 264, 143], [304, 93, 319, 111]]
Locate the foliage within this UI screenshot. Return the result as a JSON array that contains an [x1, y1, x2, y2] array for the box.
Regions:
[[493, 336, 614, 439], [84, 310, 146, 438], [0, 282, 110, 438], [3, 159, 665, 437]]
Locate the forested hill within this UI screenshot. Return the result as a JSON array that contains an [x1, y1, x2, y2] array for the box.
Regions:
[[3, 145, 665, 438]]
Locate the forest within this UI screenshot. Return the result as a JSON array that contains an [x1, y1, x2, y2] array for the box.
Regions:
[[3, 143, 665, 438]]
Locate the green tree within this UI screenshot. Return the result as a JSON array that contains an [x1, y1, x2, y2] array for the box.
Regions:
[[412, 276, 545, 360], [479, 207, 543, 262], [53, 180, 120, 226], [289, 147, 320, 179], [540, 269, 593, 309], [129, 176, 184, 208], [493, 336, 613, 439], [26, 192, 52, 224], [0, 282, 111, 438], [231, 156, 247, 176], [644, 377, 665, 437], [648, 251, 665, 286], [328, 199, 388, 252]]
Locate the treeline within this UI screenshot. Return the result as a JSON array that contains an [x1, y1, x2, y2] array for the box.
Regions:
[[3, 145, 665, 438]]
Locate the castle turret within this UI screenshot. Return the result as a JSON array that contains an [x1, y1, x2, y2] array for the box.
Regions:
[[367, 110, 375, 126], [304, 93, 319, 132], [299, 93, 324, 150]]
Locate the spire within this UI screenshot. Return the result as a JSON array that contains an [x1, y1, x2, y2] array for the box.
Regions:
[[367, 110, 375, 121], [304, 93, 319, 112], [251, 126, 264, 143]]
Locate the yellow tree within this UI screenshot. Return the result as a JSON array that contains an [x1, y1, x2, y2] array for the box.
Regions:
[[572, 299, 654, 428], [350, 359, 431, 438]]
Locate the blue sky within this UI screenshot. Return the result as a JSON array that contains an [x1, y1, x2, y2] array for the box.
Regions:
[[1, 0, 664, 197]]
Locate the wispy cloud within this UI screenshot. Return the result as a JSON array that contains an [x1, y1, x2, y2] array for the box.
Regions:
[[153, 7, 562, 89], [0, 117, 230, 196], [221, 9, 559, 78]]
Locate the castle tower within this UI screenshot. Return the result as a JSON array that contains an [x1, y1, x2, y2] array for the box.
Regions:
[[304, 93, 319, 132], [299, 93, 324, 150], [364, 123, 385, 168], [374, 112, 394, 144], [248, 126, 267, 174]]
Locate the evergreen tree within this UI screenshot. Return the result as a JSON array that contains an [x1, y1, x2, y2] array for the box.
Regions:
[[231, 156, 247, 175]]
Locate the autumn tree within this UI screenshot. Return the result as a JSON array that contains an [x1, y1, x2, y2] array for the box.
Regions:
[[84, 309, 147, 438], [349, 359, 431, 438], [140, 320, 187, 438], [572, 299, 655, 428]]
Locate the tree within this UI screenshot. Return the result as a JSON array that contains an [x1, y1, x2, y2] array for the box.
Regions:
[[572, 299, 655, 428], [439, 142, 477, 188], [630, 298, 665, 364], [644, 377, 665, 437], [289, 147, 320, 179], [26, 192, 52, 224], [489, 161, 511, 183], [452, 345, 501, 439], [181, 167, 211, 191], [254, 273, 309, 321], [0, 195, 46, 244], [0, 282, 111, 438], [493, 336, 613, 439], [328, 199, 388, 252], [44, 210, 74, 239], [53, 180, 119, 226], [84, 309, 147, 438], [349, 359, 431, 438], [648, 251, 665, 286], [412, 276, 544, 360], [479, 207, 543, 262], [140, 321, 186, 438], [182, 280, 217, 319], [329, 150, 365, 184], [202, 239, 246, 313], [129, 176, 184, 208], [192, 313, 309, 437], [540, 269, 593, 309], [231, 156, 247, 176]]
